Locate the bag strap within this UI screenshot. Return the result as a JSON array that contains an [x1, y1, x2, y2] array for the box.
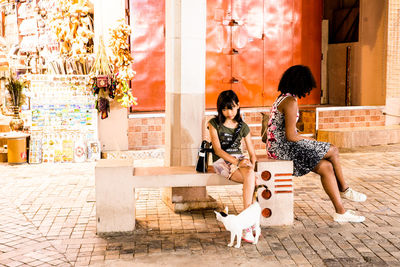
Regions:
[[200, 140, 213, 152], [275, 94, 288, 108], [221, 121, 242, 150]]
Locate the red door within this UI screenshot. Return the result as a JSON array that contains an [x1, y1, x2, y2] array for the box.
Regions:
[[231, 0, 264, 107], [206, 0, 264, 109], [263, 0, 297, 105], [129, 0, 322, 111], [297, 0, 322, 105], [129, 0, 165, 111], [205, 0, 233, 108]]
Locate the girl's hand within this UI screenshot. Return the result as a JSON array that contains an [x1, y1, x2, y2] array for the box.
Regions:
[[238, 158, 252, 168], [244, 133, 257, 167]]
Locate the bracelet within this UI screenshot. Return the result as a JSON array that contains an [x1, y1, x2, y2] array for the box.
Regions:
[[236, 158, 243, 166]]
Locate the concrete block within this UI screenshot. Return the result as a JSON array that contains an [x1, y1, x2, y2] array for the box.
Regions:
[[256, 157, 294, 226], [352, 130, 369, 147], [387, 128, 400, 144], [368, 130, 388, 146], [317, 125, 400, 148], [95, 159, 135, 234]]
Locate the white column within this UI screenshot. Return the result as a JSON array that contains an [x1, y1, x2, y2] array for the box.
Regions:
[[164, 0, 217, 211], [165, 0, 207, 166], [385, 0, 400, 125], [94, 0, 129, 151]]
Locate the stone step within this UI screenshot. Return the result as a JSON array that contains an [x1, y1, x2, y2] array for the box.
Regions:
[[317, 125, 400, 148], [101, 148, 164, 160]]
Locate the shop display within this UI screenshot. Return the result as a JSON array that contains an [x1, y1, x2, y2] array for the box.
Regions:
[[87, 139, 100, 161], [73, 137, 86, 162], [27, 74, 99, 163], [48, 0, 93, 60], [28, 135, 42, 163], [17, 0, 55, 55], [0, 1, 134, 164]]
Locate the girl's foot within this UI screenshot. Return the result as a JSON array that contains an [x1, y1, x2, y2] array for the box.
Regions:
[[242, 227, 255, 243], [333, 210, 365, 223], [340, 187, 367, 202]]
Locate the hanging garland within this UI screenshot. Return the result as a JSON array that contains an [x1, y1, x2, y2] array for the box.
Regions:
[[108, 19, 137, 108], [88, 20, 137, 119], [89, 37, 115, 119]]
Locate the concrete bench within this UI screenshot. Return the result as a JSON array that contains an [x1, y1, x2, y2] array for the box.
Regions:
[[317, 125, 400, 148], [95, 156, 293, 234]]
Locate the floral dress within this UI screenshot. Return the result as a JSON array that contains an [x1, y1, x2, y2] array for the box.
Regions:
[[266, 93, 331, 176]]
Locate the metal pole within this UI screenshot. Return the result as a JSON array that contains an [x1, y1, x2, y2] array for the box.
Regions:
[[345, 46, 351, 106]]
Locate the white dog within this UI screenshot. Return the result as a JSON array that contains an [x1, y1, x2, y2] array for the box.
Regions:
[[214, 185, 266, 248]]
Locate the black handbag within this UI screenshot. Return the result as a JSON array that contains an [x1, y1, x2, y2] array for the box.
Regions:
[[196, 140, 213, 173], [196, 122, 243, 173]]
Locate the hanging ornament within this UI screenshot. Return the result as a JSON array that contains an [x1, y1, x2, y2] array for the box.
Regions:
[[108, 19, 137, 108]]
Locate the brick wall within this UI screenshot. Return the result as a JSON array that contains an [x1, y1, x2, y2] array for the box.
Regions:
[[128, 109, 269, 151], [317, 107, 385, 130], [243, 110, 266, 151], [128, 116, 165, 150], [127, 106, 387, 150]]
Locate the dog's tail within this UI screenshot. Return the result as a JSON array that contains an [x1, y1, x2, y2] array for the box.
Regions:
[[253, 184, 268, 202]]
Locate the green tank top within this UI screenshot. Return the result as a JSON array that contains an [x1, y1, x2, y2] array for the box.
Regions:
[[208, 117, 250, 162]]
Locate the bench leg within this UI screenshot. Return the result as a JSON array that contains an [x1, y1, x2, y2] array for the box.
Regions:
[[256, 160, 294, 226], [96, 175, 136, 234]]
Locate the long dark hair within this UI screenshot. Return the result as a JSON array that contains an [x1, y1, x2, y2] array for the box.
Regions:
[[278, 65, 316, 98], [216, 90, 242, 124]]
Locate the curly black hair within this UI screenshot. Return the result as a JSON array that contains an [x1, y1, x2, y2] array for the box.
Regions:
[[216, 90, 243, 124], [278, 65, 316, 98]]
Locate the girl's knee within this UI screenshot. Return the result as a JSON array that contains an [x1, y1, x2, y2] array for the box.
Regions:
[[239, 165, 253, 172], [315, 160, 333, 174], [329, 145, 339, 157]]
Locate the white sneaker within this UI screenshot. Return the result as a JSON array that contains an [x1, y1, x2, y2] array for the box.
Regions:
[[242, 227, 255, 243], [333, 210, 365, 223], [340, 188, 367, 202]]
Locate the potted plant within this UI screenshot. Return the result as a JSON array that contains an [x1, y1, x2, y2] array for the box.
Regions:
[[5, 75, 27, 131]]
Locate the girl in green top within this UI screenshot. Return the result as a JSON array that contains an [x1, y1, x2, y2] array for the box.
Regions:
[[208, 90, 257, 243]]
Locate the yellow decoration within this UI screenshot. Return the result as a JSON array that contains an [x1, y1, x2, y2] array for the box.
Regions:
[[108, 19, 137, 108], [48, 0, 94, 61]]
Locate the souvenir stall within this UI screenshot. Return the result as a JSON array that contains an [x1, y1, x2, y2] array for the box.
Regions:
[[23, 0, 100, 163], [27, 74, 99, 163], [0, 0, 97, 163], [0, 0, 137, 164]]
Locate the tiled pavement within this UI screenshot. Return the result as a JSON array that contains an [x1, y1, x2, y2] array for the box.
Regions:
[[1, 145, 400, 266]]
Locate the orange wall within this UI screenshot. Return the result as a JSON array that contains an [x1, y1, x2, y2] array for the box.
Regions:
[[130, 0, 322, 111], [297, 0, 322, 105]]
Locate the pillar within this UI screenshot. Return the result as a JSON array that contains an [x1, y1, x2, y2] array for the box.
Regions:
[[385, 0, 400, 125], [93, 0, 129, 151], [163, 0, 218, 211]]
